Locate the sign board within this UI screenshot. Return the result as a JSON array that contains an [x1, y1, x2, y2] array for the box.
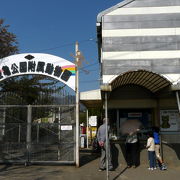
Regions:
[[160, 110, 180, 131], [128, 112, 142, 118], [61, 125, 72, 131], [88, 116, 97, 126], [0, 53, 76, 90]]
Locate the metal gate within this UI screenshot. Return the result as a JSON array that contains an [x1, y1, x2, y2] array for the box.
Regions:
[[0, 105, 75, 165]]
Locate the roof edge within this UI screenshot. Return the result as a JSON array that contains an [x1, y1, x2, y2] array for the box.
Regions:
[[97, 0, 136, 23]]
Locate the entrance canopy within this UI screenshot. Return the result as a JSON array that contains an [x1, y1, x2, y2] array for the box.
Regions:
[[110, 70, 172, 93], [81, 70, 173, 108], [0, 53, 76, 91], [80, 89, 102, 108]]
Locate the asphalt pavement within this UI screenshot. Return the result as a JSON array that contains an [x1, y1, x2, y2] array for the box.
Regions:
[[0, 151, 180, 180]]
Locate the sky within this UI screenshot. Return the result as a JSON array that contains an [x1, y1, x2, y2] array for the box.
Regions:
[[1, 0, 122, 92]]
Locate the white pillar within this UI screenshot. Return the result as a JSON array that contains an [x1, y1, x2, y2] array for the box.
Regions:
[[75, 41, 80, 167], [86, 109, 89, 149]]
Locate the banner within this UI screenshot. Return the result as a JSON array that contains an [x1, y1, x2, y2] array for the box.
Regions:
[[0, 53, 76, 91]]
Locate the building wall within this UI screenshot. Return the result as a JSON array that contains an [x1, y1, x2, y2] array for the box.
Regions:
[[98, 0, 180, 164], [101, 0, 180, 84]]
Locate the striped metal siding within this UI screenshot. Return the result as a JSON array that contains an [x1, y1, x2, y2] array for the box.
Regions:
[[111, 70, 171, 93], [102, 0, 180, 83]]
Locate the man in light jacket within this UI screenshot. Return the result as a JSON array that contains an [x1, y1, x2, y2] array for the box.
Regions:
[[97, 118, 113, 171]]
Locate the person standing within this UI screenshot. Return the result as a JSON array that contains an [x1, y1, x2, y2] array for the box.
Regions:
[[125, 130, 139, 168], [146, 132, 156, 170], [97, 118, 113, 171], [153, 126, 167, 170]]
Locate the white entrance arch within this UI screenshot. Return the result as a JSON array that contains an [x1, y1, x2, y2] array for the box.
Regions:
[[0, 53, 78, 166], [0, 53, 75, 91]]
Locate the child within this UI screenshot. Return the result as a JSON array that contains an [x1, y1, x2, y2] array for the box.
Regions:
[[153, 127, 167, 170], [146, 132, 156, 170]]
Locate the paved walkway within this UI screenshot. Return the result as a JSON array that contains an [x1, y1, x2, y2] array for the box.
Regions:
[[0, 152, 180, 180]]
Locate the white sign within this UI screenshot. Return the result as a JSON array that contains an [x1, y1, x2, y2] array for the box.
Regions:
[[0, 53, 76, 90], [160, 110, 180, 131], [88, 116, 97, 126], [61, 125, 72, 131]]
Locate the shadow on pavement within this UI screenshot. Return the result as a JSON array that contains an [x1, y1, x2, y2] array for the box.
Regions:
[[79, 151, 100, 167], [0, 164, 12, 172], [112, 167, 128, 180]]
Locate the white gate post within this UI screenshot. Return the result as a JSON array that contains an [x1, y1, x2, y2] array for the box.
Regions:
[[75, 41, 80, 167]]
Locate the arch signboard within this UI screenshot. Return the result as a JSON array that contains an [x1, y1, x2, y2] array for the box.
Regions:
[[0, 53, 76, 91]]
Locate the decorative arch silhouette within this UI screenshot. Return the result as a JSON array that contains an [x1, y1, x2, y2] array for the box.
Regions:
[[0, 53, 76, 91]]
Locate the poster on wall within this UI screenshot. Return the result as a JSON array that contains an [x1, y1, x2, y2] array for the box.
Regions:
[[88, 116, 97, 127], [160, 110, 180, 131]]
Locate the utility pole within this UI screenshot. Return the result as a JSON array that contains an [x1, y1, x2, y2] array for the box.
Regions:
[[75, 41, 80, 167]]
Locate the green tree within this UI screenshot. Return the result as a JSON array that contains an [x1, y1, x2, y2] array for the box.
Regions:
[[0, 19, 66, 105], [0, 19, 18, 58], [0, 75, 65, 105]]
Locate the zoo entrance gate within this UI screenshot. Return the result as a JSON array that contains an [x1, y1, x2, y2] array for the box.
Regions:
[[0, 105, 76, 165]]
